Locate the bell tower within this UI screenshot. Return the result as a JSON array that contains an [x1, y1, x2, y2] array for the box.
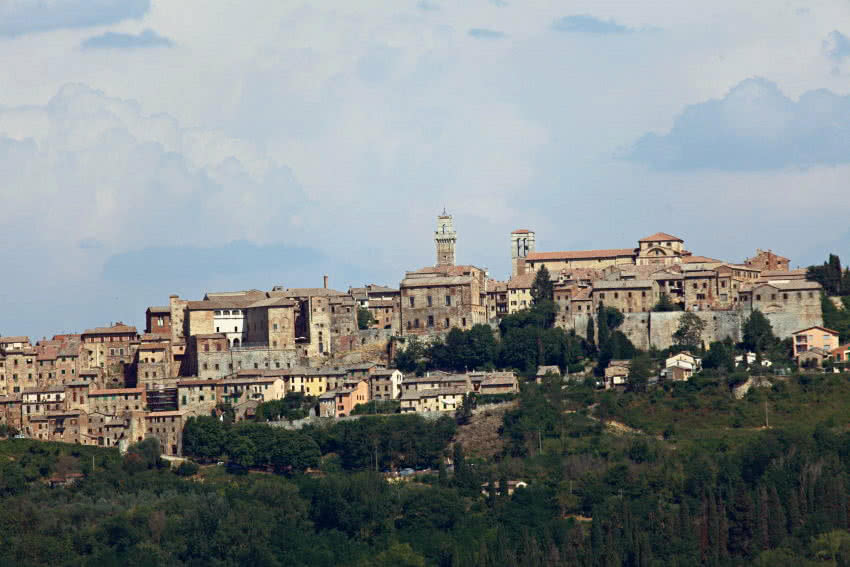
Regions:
[[511, 229, 535, 276], [435, 210, 457, 266]]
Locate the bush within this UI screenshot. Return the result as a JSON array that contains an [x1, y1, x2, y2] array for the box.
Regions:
[[175, 460, 199, 477]]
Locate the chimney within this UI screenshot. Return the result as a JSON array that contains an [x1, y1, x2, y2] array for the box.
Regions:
[[323, 275, 328, 289]]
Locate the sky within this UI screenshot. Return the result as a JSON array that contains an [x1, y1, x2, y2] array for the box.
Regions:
[[2, 0, 850, 339]]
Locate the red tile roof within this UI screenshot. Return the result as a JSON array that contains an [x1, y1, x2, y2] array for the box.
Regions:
[[527, 249, 635, 261], [512, 229, 532, 234], [639, 232, 683, 242], [82, 323, 137, 336]]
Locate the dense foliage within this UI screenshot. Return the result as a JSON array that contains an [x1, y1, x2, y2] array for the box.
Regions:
[[4, 371, 850, 565], [807, 254, 850, 296]]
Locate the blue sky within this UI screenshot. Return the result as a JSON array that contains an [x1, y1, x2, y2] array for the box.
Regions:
[[1, 0, 850, 338]]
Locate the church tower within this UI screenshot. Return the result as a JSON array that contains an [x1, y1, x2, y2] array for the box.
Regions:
[[435, 210, 457, 267], [511, 229, 535, 276]]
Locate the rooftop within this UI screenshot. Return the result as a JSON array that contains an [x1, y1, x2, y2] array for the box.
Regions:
[[527, 248, 635, 262], [639, 232, 683, 243], [82, 323, 137, 336]]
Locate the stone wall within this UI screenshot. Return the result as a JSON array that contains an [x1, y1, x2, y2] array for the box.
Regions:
[[620, 313, 651, 351], [648, 311, 743, 350], [196, 348, 300, 380]]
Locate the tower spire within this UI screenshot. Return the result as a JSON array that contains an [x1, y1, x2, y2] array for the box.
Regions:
[[435, 211, 457, 266]]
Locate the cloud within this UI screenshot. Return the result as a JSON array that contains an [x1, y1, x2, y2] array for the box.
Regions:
[[627, 77, 850, 170], [824, 30, 850, 61], [0, 0, 149, 37], [81, 29, 173, 50], [468, 28, 506, 39], [552, 14, 631, 34]]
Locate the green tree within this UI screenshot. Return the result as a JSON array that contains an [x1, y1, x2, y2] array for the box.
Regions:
[[652, 292, 680, 312], [357, 307, 375, 329], [627, 354, 652, 392], [586, 316, 596, 354], [742, 310, 775, 354], [530, 265, 554, 303], [703, 339, 736, 373], [673, 312, 706, 350]]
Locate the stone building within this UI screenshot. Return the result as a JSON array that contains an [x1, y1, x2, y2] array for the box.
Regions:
[[88, 388, 146, 415], [435, 210, 457, 267], [635, 233, 686, 266], [400, 265, 488, 335], [507, 272, 535, 314], [136, 343, 171, 389], [81, 323, 138, 382], [486, 280, 509, 321], [369, 368, 403, 400], [145, 411, 185, 456], [145, 306, 172, 336], [0, 394, 22, 431], [592, 280, 659, 313], [400, 386, 466, 413], [745, 249, 790, 272], [349, 284, 400, 330], [511, 229, 536, 277], [525, 248, 636, 273], [177, 379, 220, 416]]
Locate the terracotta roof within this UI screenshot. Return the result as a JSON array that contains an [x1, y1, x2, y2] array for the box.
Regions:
[[684, 271, 717, 278], [639, 232, 683, 243], [37, 347, 59, 361], [753, 281, 821, 291], [512, 229, 532, 234], [0, 336, 29, 344], [406, 265, 484, 277], [571, 287, 593, 301], [507, 272, 536, 289], [145, 410, 185, 418], [82, 324, 137, 336], [193, 333, 227, 340], [593, 279, 654, 290], [793, 326, 840, 336], [527, 249, 635, 261], [269, 287, 346, 298], [681, 255, 723, 264]]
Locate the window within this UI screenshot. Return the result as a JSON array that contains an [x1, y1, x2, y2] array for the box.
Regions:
[[445, 295, 451, 306], [445, 318, 450, 327], [614, 293, 619, 299], [157, 317, 164, 326], [755, 295, 761, 301], [414, 319, 419, 329], [409, 297, 415, 307], [204, 344, 209, 352], [427, 315, 434, 327], [427, 296, 433, 307], [462, 318, 467, 327], [273, 323, 278, 331], [600, 293, 605, 299]]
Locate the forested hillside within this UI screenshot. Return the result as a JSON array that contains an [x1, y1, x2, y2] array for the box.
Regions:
[[3, 370, 850, 566]]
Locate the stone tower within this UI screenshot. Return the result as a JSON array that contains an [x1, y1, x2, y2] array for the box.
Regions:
[[435, 210, 457, 267], [511, 229, 535, 276]]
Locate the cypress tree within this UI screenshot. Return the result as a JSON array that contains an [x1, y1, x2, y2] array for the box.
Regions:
[[586, 317, 596, 354], [787, 485, 800, 533], [767, 486, 787, 547], [728, 483, 754, 557], [755, 486, 769, 551]]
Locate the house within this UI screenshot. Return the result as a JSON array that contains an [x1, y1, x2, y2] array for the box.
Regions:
[[369, 369, 403, 400], [664, 352, 701, 381], [792, 326, 840, 360], [145, 411, 186, 456], [603, 360, 631, 389], [831, 344, 850, 364], [400, 386, 466, 413], [318, 378, 369, 417], [477, 372, 519, 395], [734, 353, 773, 368], [401, 373, 472, 394], [535, 365, 561, 383]]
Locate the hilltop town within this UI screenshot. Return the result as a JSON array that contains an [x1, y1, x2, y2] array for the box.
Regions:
[[0, 212, 840, 456]]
